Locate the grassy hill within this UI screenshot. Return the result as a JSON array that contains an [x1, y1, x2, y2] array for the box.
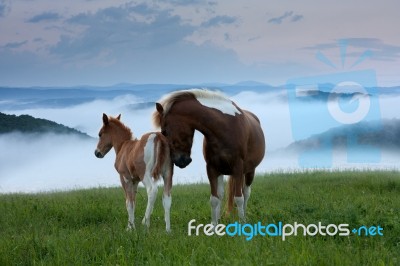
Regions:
[[0, 171, 399, 265], [0, 112, 89, 137]]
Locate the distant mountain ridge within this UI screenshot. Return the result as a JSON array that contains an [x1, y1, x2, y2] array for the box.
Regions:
[[1, 82, 399, 110], [0, 83, 277, 110], [0, 112, 90, 137]]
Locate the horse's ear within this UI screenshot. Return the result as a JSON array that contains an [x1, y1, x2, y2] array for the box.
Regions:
[[156, 103, 164, 114], [102, 113, 109, 125], [117, 114, 121, 120]]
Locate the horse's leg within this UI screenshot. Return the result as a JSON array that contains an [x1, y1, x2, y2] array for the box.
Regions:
[[207, 165, 221, 226], [162, 163, 173, 232], [142, 173, 158, 229], [232, 162, 246, 223], [120, 175, 138, 230], [243, 170, 255, 216], [216, 175, 224, 220]]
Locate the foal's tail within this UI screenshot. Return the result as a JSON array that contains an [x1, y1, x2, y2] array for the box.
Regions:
[[151, 133, 169, 180]]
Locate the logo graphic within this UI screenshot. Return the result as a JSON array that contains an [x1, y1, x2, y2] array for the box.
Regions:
[[188, 219, 383, 241], [286, 39, 382, 167]]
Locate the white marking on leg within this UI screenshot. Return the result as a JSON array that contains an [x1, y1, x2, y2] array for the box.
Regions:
[[126, 200, 135, 230], [163, 193, 172, 232], [162, 166, 173, 232], [243, 185, 251, 216], [217, 175, 224, 220], [141, 134, 158, 228], [210, 195, 221, 226], [142, 175, 158, 228], [126, 181, 138, 231], [217, 175, 224, 199], [234, 196, 245, 223]]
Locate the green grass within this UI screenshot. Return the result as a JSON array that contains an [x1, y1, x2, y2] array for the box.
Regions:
[[1, 171, 399, 265]]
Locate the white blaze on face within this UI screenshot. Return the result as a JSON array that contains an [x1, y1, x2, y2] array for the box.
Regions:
[[197, 98, 241, 116]]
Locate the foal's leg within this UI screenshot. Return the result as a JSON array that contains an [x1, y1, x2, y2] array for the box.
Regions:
[[162, 164, 173, 232], [120, 175, 138, 230], [142, 173, 158, 229]]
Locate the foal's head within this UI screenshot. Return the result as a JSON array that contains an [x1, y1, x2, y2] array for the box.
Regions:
[[94, 113, 131, 158]]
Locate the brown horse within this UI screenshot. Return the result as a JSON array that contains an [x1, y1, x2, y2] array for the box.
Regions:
[[95, 113, 173, 232], [153, 89, 265, 225]]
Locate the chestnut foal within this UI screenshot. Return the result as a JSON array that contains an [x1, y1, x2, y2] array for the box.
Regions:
[[95, 113, 173, 232]]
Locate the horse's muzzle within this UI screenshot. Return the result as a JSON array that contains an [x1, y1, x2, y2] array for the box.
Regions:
[[173, 154, 192, 168], [94, 150, 104, 158]]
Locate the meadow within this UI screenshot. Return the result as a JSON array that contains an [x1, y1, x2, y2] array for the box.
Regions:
[[1, 171, 399, 265]]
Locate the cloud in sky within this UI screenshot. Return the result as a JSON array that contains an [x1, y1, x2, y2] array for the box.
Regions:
[[3, 40, 28, 49], [0, 0, 10, 17], [201, 15, 238, 28], [0, 0, 399, 86], [304, 38, 400, 63], [52, 3, 195, 58], [27, 11, 62, 23], [268, 11, 303, 25]]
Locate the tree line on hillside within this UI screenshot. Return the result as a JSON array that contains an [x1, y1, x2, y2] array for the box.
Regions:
[[0, 112, 90, 137]]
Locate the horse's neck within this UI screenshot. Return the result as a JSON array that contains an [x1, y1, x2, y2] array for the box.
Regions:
[[183, 102, 228, 140]]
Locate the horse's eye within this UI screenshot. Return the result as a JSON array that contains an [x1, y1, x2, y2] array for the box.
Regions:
[[161, 130, 167, 136], [99, 132, 102, 137]]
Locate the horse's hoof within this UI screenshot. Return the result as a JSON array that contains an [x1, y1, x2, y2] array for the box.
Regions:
[[126, 226, 135, 231], [126, 222, 135, 231], [142, 217, 150, 228]]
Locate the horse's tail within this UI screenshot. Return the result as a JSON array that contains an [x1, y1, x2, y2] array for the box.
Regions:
[[151, 133, 168, 180], [226, 175, 235, 215]]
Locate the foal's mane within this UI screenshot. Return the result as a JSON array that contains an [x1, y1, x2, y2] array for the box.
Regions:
[[108, 116, 133, 139], [152, 88, 228, 128]]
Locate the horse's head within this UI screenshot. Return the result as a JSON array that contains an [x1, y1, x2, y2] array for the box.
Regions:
[[155, 103, 194, 168], [94, 113, 120, 158]]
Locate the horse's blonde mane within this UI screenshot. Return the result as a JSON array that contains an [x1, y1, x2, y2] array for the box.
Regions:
[[152, 88, 229, 128]]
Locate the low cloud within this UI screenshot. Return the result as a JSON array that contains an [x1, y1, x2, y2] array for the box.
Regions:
[[1, 90, 399, 193], [0, 95, 211, 192], [0, 133, 117, 193]]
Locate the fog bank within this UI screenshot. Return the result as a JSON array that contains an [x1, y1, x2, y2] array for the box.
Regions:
[[1, 90, 399, 193]]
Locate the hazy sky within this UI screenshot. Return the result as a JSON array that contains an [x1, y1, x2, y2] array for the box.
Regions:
[[0, 0, 399, 86]]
